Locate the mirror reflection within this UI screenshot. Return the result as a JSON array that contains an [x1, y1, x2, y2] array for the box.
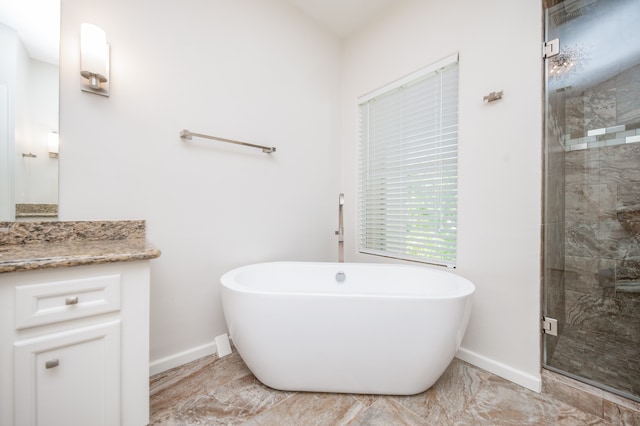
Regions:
[[0, 0, 59, 221]]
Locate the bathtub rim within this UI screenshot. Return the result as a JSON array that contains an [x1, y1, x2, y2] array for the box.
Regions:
[[220, 261, 475, 300]]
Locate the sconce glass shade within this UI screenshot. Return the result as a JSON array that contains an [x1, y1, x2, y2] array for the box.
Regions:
[[80, 23, 109, 96], [48, 132, 59, 157]]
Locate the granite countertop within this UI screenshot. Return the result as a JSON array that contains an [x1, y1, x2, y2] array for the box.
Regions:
[[0, 220, 161, 274]]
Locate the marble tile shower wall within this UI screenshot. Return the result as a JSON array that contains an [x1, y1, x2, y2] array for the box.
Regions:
[[565, 63, 640, 140], [554, 62, 640, 397], [560, 142, 640, 396]]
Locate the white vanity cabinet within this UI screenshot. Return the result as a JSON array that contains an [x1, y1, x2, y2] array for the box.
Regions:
[[0, 261, 151, 426]]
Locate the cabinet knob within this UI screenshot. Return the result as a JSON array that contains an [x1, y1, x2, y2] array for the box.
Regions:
[[45, 359, 59, 369], [65, 296, 79, 305]]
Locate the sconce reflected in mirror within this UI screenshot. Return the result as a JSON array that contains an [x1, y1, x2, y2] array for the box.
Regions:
[[80, 23, 109, 96], [48, 132, 59, 158]]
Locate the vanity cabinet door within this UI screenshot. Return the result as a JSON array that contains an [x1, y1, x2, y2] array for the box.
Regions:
[[14, 321, 121, 426]]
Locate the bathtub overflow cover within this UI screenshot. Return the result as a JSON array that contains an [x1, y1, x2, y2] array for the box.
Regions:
[[335, 271, 346, 282]]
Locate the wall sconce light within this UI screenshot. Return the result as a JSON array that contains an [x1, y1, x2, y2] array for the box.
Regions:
[[48, 132, 59, 158], [80, 23, 110, 96]]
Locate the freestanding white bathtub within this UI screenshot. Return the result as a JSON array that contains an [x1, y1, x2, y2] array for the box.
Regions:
[[220, 261, 474, 395]]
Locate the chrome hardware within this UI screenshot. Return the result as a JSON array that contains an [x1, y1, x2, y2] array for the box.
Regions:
[[542, 316, 558, 336], [543, 38, 560, 58], [336, 193, 345, 262], [65, 296, 79, 305], [180, 129, 276, 154], [483, 91, 503, 103], [335, 271, 346, 282], [45, 359, 59, 369]]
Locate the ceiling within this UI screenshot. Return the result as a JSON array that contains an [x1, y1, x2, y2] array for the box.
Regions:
[[0, 0, 59, 65], [286, 0, 400, 38], [0, 0, 400, 66]]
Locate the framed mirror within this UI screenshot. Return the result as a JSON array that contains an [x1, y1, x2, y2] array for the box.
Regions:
[[0, 0, 60, 221]]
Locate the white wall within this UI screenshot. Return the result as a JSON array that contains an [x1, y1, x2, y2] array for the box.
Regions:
[[15, 59, 59, 204], [1, 22, 59, 218], [59, 0, 544, 390], [13, 33, 31, 206], [341, 0, 543, 391], [0, 22, 18, 220], [59, 0, 342, 370]]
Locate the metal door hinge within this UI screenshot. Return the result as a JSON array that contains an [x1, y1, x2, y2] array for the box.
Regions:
[[542, 316, 558, 336], [543, 39, 560, 58]]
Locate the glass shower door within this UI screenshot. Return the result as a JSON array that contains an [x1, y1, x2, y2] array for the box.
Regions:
[[543, 0, 640, 402]]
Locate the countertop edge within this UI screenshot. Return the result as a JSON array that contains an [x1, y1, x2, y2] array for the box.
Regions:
[[0, 221, 161, 274], [0, 247, 161, 274]]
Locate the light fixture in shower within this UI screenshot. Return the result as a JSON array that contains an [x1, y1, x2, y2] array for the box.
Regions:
[[549, 43, 590, 81], [550, 57, 574, 75], [80, 23, 110, 97]]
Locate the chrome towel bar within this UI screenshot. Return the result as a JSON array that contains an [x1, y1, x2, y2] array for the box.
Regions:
[[180, 129, 276, 154]]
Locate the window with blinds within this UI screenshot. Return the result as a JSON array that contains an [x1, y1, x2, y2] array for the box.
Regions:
[[358, 54, 459, 267]]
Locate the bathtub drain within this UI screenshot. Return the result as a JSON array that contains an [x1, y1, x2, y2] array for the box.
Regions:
[[335, 271, 346, 282]]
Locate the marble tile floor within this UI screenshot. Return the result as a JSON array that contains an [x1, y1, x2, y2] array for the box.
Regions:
[[149, 350, 640, 425]]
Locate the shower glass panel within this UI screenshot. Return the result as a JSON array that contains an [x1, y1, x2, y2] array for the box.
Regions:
[[543, 0, 640, 402]]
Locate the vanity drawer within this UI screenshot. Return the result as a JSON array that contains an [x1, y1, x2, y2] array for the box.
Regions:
[[15, 274, 121, 329]]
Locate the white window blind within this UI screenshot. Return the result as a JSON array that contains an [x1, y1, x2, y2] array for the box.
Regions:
[[358, 54, 459, 266]]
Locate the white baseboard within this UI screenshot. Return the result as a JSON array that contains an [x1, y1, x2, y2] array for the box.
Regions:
[[149, 341, 217, 376], [456, 347, 541, 393]]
